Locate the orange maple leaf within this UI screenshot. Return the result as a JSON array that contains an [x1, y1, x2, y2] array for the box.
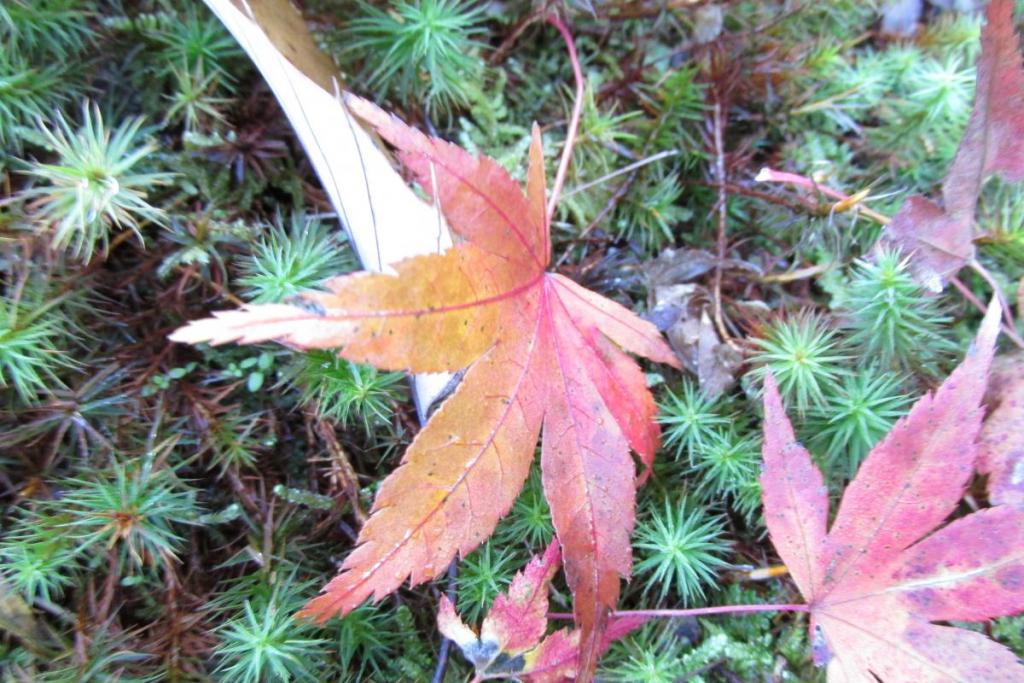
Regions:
[[170, 95, 679, 672], [760, 302, 1024, 681]]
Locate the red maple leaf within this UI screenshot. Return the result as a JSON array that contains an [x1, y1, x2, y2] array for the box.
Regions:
[[438, 543, 647, 682], [760, 301, 1024, 681], [170, 95, 678, 675], [883, 0, 1024, 291]]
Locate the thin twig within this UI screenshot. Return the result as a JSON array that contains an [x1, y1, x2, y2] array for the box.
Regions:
[[759, 264, 829, 284], [184, 267, 244, 306], [970, 258, 1021, 333], [1018, 277, 1024, 318], [546, 13, 585, 223], [711, 99, 735, 347], [596, 0, 724, 19], [562, 150, 680, 198], [680, 177, 821, 214], [431, 560, 460, 683], [488, 7, 544, 65], [743, 564, 791, 581], [950, 276, 1024, 348], [681, 658, 728, 682]]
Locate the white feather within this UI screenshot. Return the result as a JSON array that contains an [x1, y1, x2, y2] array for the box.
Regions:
[[202, 0, 453, 419]]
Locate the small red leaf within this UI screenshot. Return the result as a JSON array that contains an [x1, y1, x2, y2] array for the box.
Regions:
[[481, 542, 561, 655], [522, 616, 649, 683], [522, 629, 580, 683], [437, 545, 641, 681], [435, 545, 558, 677]]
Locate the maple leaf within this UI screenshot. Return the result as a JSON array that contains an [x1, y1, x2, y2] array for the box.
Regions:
[[170, 95, 678, 673], [761, 301, 1024, 681], [978, 351, 1024, 507], [437, 543, 647, 682], [882, 0, 1024, 291]]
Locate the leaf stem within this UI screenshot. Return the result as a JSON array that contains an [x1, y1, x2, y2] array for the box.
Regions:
[[546, 13, 584, 223], [548, 603, 809, 621], [950, 276, 1024, 348], [969, 258, 1024, 347]]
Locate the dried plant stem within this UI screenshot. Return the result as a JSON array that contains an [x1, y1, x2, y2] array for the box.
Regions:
[[488, 7, 544, 65], [562, 150, 680, 198], [744, 564, 791, 581], [314, 414, 367, 524], [681, 177, 821, 214], [711, 99, 735, 347], [431, 560, 460, 683], [951, 276, 1024, 348], [970, 258, 1021, 335], [760, 264, 828, 284], [546, 13, 584, 224]]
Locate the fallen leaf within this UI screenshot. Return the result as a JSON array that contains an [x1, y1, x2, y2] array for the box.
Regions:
[[882, 0, 1024, 291], [978, 352, 1024, 506], [882, 195, 973, 293], [761, 301, 1024, 681], [644, 248, 747, 397], [438, 543, 560, 678], [438, 543, 647, 682], [171, 96, 678, 675], [940, 0, 1024, 221]]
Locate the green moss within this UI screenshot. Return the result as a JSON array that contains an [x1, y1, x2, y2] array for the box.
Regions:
[[0, 1, 1010, 679]]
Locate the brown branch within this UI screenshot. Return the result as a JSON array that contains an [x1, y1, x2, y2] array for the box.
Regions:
[[711, 98, 735, 347], [488, 7, 545, 65]]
